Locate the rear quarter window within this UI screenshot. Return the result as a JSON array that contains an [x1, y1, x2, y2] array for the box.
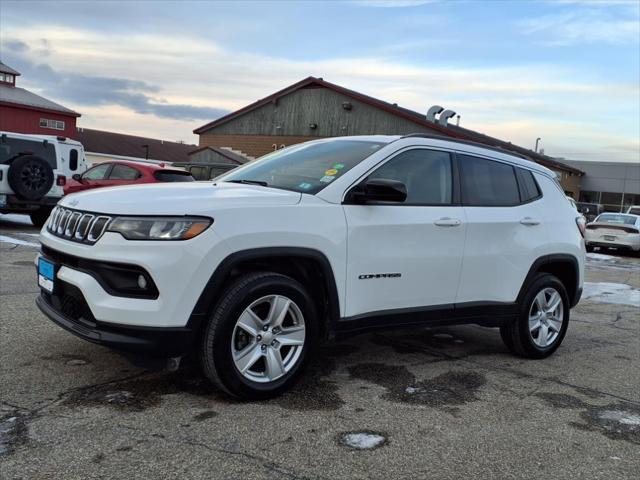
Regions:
[[154, 170, 195, 182], [515, 168, 542, 203]]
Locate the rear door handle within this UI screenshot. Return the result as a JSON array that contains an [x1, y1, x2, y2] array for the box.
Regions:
[[520, 217, 540, 226], [434, 217, 462, 227]]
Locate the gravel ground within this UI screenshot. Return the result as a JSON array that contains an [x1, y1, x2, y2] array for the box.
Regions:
[[1, 214, 639, 480]]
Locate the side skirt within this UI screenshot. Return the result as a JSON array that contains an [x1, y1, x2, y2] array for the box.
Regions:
[[335, 301, 517, 336]]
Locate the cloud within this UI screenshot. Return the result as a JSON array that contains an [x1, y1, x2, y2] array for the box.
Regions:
[[1, 26, 637, 160], [3, 45, 228, 121], [519, 7, 640, 46]]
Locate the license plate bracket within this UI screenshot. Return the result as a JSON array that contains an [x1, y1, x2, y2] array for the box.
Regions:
[[38, 257, 57, 293]]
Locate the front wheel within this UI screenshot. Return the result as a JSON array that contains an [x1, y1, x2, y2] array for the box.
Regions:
[[500, 273, 569, 359], [200, 272, 318, 400]]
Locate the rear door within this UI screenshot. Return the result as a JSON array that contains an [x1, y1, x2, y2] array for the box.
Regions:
[[455, 155, 548, 305], [343, 148, 466, 317]]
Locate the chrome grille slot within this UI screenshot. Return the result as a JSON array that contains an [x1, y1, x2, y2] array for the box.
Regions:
[[65, 212, 82, 237], [46, 207, 112, 245], [75, 214, 94, 240], [88, 216, 111, 242]]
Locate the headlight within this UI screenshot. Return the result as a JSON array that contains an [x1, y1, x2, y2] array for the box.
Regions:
[[107, 216, 212, 240]]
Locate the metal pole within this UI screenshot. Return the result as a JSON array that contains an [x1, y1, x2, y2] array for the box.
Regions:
[[534, 138, 541, 153]]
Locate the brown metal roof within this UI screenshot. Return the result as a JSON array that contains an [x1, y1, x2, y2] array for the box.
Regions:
[[194, 76, 582, 175], [75, 128, 196, 163]]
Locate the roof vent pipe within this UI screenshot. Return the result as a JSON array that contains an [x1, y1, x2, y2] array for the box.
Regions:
[[438, 109, 456, 127], [426, 105, 443, 122]]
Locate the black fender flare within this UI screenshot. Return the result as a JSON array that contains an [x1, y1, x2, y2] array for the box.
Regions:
[[517, 254, 581, 308], [186, 247, 341, 334]]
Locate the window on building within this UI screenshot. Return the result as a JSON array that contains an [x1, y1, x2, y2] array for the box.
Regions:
[[600, 191, 623, 212], [623, 193, 640, 211], [39, 118, 65, 131], [109, 164, 141, 180], [5, 74, 13, 83], [0, 73, 5, 82], [367, 149, 452, 205], [579, 191, 599, 203], [459, 154, 520, 206]]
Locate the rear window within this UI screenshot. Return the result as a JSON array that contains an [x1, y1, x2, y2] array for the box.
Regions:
[[459, 154, 520, 206], [0, 137, 57, 168], [596, 214, 637, 225], [154, 170, 195, 182]]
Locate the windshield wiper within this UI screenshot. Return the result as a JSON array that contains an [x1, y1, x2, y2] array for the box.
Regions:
[[227, 179, 268, 187]]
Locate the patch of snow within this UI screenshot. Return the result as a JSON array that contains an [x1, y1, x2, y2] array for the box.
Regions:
[[0, 235, 39, 248], [341, 432, 386, 450], [405, 386, 422, 394], [598, 410, 640, 426], [586, 253, 617, 262], [582, 282, 640, 307], [104, 391, 133, 404], [0, 214, 33, 226]]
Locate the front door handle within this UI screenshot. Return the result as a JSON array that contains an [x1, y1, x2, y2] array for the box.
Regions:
[[434, 217, 462, 227], [520, 217, 540, 226]]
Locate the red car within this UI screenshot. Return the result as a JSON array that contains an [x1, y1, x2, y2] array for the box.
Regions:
[[64, 161, 194, 195]]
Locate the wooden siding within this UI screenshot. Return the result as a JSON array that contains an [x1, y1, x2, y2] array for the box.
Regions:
[[199, 134, 318, 158], [201, 87, 439, 137], [189, 148, 240, 164]]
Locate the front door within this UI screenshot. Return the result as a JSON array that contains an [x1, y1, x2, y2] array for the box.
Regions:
[[343, 148, 466, 318]]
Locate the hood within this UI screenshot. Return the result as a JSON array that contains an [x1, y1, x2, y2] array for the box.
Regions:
[[59, 181, 302, 215]]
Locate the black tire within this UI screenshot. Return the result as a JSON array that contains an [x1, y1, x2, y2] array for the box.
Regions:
[[500, 273, 570, 359], [8, 155, 54, 200], [30, 208, 52, 228], [200, 272, 319, 400]]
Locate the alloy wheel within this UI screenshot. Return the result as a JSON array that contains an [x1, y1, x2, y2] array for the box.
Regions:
[[528, 287, 564, 348], [231, 294, 306, 383]]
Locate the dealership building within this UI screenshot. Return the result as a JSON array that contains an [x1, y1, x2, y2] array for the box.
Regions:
[[565, 160, 640, 212], [194, 76, 584, 196]]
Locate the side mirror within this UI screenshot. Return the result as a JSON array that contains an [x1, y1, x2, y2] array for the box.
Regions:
[[349, 178, 407, 204], [72, 174, 82, 182]]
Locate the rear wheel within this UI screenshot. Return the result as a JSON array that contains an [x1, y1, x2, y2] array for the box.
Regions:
[[500, 273, 569, 359], [200, 272, 318, 400]]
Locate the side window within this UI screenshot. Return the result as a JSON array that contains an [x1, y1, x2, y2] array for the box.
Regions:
[[109, 164, 141, 180], [459, 155, 520, 206], [189, 166, 207, 180], [82, 163, 111, 180], [69, 149, 78, 171], [516, 168, 542, 202], [368, 149, 453, 205]]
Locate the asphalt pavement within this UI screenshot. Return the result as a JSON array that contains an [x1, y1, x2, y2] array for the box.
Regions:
[[1, 213, 638, 480]]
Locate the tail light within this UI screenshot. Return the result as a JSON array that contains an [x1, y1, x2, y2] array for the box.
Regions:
[[575, 216, 586, 238], [56, 175, 67, 186]]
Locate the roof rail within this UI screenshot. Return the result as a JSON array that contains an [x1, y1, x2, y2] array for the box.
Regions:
[[399, 133, 532, 161]]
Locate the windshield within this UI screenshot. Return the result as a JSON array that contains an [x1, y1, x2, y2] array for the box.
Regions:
[[596, 213, 637, 225], [218, 139, 385, 194]]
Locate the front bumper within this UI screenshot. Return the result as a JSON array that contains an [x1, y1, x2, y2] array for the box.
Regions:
[[36, 294, 194, 356]]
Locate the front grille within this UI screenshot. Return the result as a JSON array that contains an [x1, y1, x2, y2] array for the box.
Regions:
[[47, 206, 112, 244]]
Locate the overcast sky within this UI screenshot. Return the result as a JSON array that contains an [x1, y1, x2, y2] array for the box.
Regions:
[[1, 0, 638, 161]]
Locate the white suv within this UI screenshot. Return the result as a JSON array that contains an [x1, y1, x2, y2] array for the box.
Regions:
[[1, 131, 88, 226], [36, 135, 585, 399]]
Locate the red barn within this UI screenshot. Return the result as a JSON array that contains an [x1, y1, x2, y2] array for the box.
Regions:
[[0, 61, 80, 138]]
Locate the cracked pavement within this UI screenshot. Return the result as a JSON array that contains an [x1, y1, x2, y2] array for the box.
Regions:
[[1, 215, 639, 479]]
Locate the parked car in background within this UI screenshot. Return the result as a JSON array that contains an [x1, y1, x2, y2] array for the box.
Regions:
[[575, 202, 603, 222], [585, 213, 640, 253], [36, 135, 585, 400], [626, 205, 640, 215], [64, 160, 194, 195], [0, 131, 88, 226], [180, 162, 238, 181]]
